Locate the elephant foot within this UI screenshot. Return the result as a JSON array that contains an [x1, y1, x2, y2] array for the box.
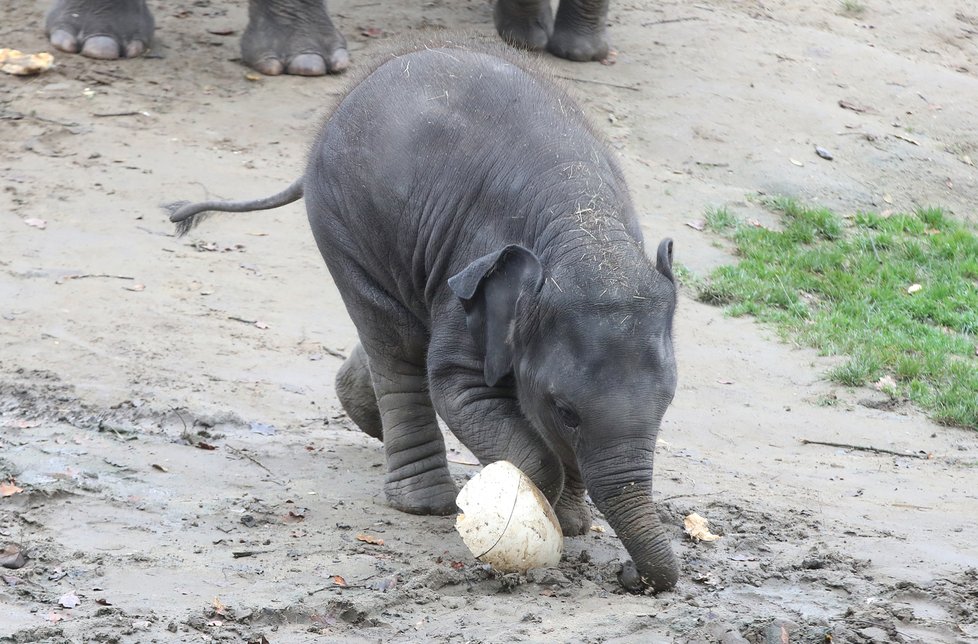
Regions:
[[46, 0, 154, 60], [554, 491, 592, 536], [242, 0, 349, 76], [384, 467, 458, 516], [494, 0, 553, 51], [335, 344, 383, 441], [547, 24, 610, 62]]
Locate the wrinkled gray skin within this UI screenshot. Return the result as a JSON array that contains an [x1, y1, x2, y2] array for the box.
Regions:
[[44, 0, 611, 76], [168, 47, 678, 591]]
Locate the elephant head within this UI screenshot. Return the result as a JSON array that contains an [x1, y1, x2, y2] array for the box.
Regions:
[[448, 237, 679, 592]]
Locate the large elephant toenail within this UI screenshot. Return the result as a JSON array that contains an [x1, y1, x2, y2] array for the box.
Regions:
[[286, 53, 327, 76], [81, 35, 121, 60], [49, 29, 80, 54], [254, 57, 285, 76]]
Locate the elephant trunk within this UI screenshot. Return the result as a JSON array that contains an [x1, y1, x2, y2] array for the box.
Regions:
[[582, 442, 678, 593]]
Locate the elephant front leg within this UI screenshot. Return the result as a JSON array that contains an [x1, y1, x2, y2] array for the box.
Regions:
[[427, 332, 565, 505], [46, 0, 154, 59], [553, 457, 592, 536], [370, 359, 457, 516]]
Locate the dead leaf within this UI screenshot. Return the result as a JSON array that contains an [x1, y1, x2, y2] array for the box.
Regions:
[[332, 575, 347, 587], [907, 283, 922, 294], [589, 524, 606, 533], [95, 598, 112, 606], [685, 220, 706, 231], [882, 194, 893, 204], [0, 481, 23, 497], [23, 218, 47, 229], [450, 561, 466, 570], [684, 513, 721, 542], [59, 591, 80, 608], [14, 419, 41, 428], [125, 283, 145, 292], [206, 27, 236, 36], [254, 321, 269, 330], [246, 231, 269, 236], [945, 178, 954, 190], [244, 72, 262, 82], [356, 533, 384, 546], [361, 27, 384, 38], [195, 441, 218, 451], [46, 612, 65, 623], [212, 596, 226, 616], [151, 463, 168, 472], [716, 379, 734, 385], [0, 543, 26, 569]]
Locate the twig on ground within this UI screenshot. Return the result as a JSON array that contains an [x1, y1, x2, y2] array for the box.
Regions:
[[643, 16, 703, 26], [92, 111, 147, 118], [228, 316, 257, 325], [226, 445, 285, 484], [56, 273, 135, 284], [232, 550, 274, 559], [801, 439, 929, 459], [554, 75, 641, 92]]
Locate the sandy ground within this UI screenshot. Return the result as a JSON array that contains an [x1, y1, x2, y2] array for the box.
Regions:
[[3, 0, 978, 642]]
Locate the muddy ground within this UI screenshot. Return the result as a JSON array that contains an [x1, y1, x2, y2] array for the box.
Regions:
[[2, 0, 978, 642]]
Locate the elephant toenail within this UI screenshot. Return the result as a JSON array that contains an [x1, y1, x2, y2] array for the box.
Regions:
[[254, 58, 285, 76], [81, 35, 121, 60], [125, 40, 147, 58], [49, 29, 80, 54], [287, 53, 327, 76]]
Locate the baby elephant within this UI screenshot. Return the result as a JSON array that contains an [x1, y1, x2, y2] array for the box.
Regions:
[[168, 45, 680, 592]]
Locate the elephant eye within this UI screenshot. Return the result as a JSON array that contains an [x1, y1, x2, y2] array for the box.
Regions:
[[553, 399, 580, 428]]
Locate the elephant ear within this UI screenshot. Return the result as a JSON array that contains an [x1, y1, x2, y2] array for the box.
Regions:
[[448, 245, 543, 387], [655, 238, 674, 283]]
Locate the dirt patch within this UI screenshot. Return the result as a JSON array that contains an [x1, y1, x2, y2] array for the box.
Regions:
[[3, 0, 978, 641]]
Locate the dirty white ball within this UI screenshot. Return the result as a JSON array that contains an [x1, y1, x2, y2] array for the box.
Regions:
[[455, 461, 563, 573]]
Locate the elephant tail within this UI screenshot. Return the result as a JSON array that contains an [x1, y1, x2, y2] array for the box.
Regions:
[[165, 178, 304, 237]]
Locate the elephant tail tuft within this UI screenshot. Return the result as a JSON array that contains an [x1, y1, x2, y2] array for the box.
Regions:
[[164, 178, 305, 237]]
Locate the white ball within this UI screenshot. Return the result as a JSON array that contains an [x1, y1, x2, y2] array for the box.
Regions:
[[454, 461, 563, 573]]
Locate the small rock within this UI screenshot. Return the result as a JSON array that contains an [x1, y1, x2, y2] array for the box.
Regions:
[[814, 145, 833, 160], [858, 626, 892, 643]]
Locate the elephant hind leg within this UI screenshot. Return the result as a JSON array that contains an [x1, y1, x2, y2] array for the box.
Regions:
[[335, 342, 383, 441]]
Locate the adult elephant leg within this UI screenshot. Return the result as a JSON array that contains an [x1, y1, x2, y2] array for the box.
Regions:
[[553, 457, 592, 536], [493, 0, 554, 52], [548, 0, 611, 62], [427, 322, 565, 505], [243, 0, 349, 76], [46, 0, 153, 59], [335, 342, 383, 441]]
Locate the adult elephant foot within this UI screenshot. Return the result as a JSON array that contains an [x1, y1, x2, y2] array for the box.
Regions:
[[46, 0, 154, 60], [242, 0, 349, 76], [547, 0, 611, 62], [493, 0, 553, 52]]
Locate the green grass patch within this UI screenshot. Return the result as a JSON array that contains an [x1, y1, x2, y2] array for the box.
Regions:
[[697, 200, 978, 429]]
